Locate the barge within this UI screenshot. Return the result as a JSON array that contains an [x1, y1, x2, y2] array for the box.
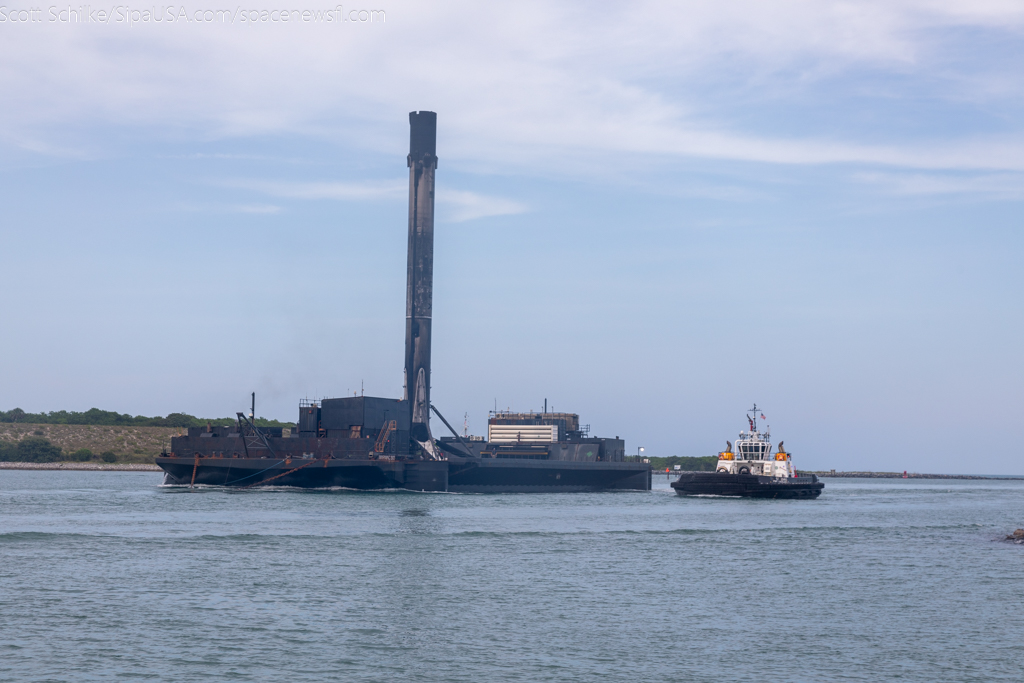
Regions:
[[155, 111, 651, 492]]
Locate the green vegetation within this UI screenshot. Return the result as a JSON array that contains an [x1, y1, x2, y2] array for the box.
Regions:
[[0, 437, 65, 463], [69, 448, 94, 462], [648, 455, 718, 471], [0, 438, 143, 464], [0, 407, 291, 429], [1, 423, 186, 464]]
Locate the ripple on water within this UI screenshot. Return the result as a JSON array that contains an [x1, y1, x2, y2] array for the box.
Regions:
[[0, 471, 1022, 682]]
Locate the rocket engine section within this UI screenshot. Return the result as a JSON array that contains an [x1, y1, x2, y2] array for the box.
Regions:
[[405, 111, 438, 454]]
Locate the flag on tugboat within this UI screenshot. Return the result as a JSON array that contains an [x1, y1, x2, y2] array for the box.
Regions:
[[761, 413, 766, 419]]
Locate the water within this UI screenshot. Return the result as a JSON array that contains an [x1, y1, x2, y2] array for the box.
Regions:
[[1, 471, 1022, 682]]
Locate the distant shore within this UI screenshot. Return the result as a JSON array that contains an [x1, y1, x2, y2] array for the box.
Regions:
[[3, 462, 1020, 479], [655, 469, 1024, 480], [0, 462, 161, 472], [806, 471, 1023, 480]]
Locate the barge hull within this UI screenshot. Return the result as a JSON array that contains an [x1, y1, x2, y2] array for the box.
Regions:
[[155, 456, 651, 492], [447, 459, 651, 493], [156, 457, 447, 491]]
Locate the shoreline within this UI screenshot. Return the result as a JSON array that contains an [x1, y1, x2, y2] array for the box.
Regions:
[[2, 463, 1021, 478], [0, 462, 161, 472], [807, 471, 1024, 480]]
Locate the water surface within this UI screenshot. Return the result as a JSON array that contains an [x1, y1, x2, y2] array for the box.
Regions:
[[1, 471, 1022, 681]]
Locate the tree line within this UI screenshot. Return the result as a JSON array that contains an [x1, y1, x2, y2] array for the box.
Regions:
[[0, 407, 291, 429], [647, 455, 719, 471], [0, 438, 118, 463]]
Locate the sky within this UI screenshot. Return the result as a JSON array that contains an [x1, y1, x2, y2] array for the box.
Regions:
[[1, 1, 1022, 473]]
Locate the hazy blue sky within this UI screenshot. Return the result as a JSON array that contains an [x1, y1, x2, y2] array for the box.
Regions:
[[1, 1, 1022, 473]]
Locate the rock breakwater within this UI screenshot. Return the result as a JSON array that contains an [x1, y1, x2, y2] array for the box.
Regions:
[[0, 462, 161, 471]]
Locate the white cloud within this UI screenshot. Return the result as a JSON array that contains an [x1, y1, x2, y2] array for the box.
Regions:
[[215, 177, 526, 221], [439, 190, 528, 222], [1, 1, 1024, 171], [173, 201, 284, 213], [854, 171, 1024, 198], [234, 204, 283, 214], [215, 178, 405, 200]]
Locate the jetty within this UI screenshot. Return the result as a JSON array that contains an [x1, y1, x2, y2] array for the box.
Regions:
[[0, 462, 161, 472]]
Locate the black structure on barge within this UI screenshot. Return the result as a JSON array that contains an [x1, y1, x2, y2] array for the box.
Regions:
[[155, 112, 651, 492]]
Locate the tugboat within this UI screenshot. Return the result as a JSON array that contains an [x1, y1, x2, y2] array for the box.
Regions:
[[671, 405, 823, 498]]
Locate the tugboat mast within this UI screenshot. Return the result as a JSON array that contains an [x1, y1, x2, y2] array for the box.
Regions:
[[746, 403, 769, 440], [747, 403, 759, 434]]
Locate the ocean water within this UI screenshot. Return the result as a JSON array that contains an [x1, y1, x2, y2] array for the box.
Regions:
[[1, 471, 1022, 682]]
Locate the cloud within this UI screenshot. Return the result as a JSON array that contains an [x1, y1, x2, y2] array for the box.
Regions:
[[439, 190, 528, 222], [173, 201, 284, 213], [215, 177, 526, 221], [234, 204, 283, 214], [854, 171, 1024, 198], [2, 0, 1024, 173], [215, 179, 405, 200]]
